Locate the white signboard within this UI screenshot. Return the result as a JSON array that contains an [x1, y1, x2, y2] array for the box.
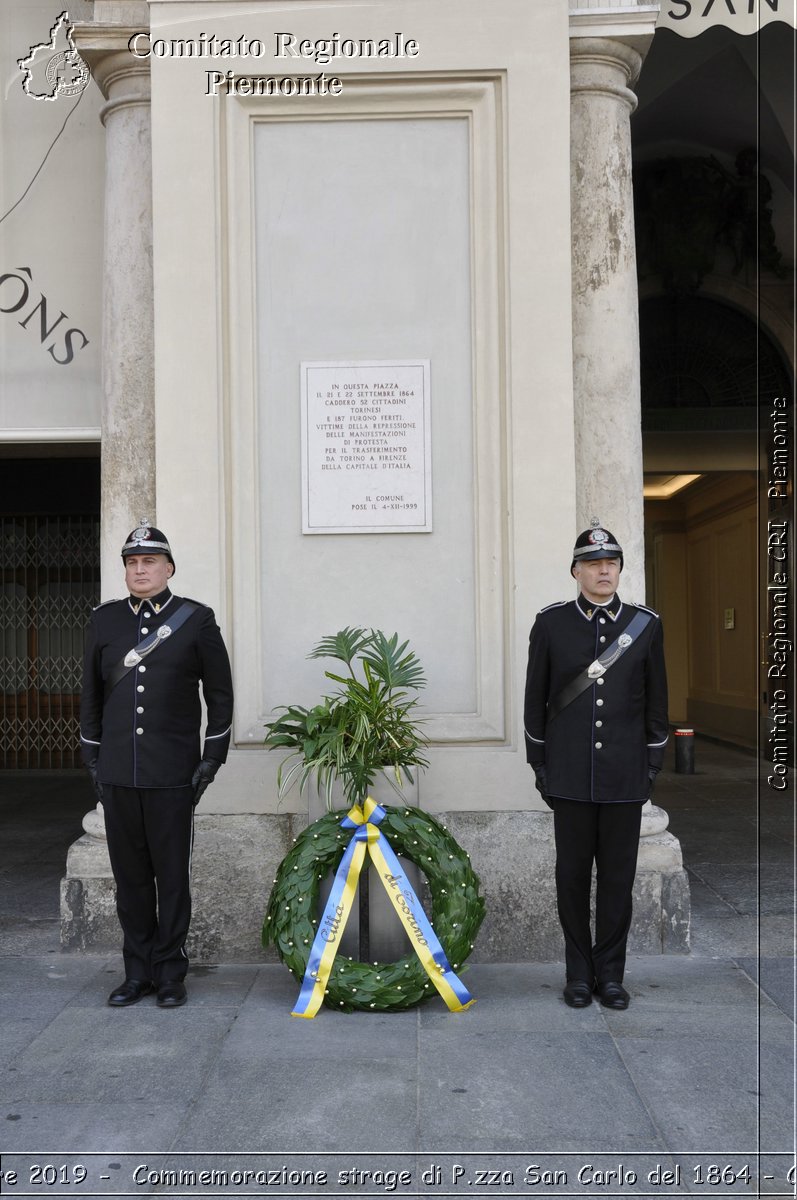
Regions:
[[301, 360, 432, 534], [657, 0, 795, 36]]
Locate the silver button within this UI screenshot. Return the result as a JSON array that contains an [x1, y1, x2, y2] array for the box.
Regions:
[[141, 627, 149, 635], [138, 665, 146, 673], [137, 685, 144, 693], [599, 618, 606, 624], [137, 706, 144, 714], [597, 677, 604, 686], [595, 720, 603, 728], [596, 698, 604, 707], [136, 727, 144, 735], [144, 613, 152, 619], [595, 741, 602, 749], [599, 636, 606, 644]]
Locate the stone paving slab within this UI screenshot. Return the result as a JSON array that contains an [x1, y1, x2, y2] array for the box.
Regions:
[[0, 865, 67, 919], [665, 826, 763, 864], [737, 955, 795, 1016], [665, 783, 752, 804], [0, 956, 102, 1066], [0, 950, 96, 998], [759, 805, 796, 841], [0, 917, 63, 956], [689, 862, 794, 915], [221, 997, 420, 1061], [617, 954, 760, 1004], [683, 870, 738, 916], [166, 969, 423, 1151], [416, 1028, 667, 1151], [598, 995, 758, 1041], [236, 961, 308, 1009], [419, 964, 607, 1033], [612, 1035, 759, 1149], [1, 1104, 189, 1154], [175, 1041, 419, 1151], [758, 1010, 797, 1154], [2, 825, 83, 855], [0, 1004, 237, 1105], [688, 913, 794, 958]]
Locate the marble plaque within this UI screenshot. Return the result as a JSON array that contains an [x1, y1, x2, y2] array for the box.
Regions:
[[301, 360, 432, 533]]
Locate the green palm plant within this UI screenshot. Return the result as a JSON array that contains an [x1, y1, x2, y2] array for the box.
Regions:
[[264, 627, 430, 810]]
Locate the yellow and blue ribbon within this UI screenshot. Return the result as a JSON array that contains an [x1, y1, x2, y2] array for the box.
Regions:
[[292, 798, 476, 1019]]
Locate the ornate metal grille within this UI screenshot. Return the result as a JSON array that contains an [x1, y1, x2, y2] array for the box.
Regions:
[[0, 515, 100, 768], [640, 295, 792, 430]]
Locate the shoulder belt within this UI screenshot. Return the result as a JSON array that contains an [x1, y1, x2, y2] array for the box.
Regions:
[[546, 610, 653, 724], [106, 601, 200, 694]]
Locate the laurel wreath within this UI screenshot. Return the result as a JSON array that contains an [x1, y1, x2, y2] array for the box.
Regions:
[[262, 805, 485, 1012]]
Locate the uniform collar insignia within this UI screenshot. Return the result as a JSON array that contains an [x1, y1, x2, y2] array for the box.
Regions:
[[128, 587, 173, 616], [577, 593, 622, 621], [575, 594, 593, 620], [605, 596, 622, 620]]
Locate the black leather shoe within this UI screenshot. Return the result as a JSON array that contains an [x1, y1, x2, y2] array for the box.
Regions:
[[563, 980, 593, 1008], [156, 981, 187, 1008], [596, 981, 630, 1010], [108, 979, 153, 1007]]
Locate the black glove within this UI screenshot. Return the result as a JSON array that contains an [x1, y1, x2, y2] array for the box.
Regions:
[[533, 766, 553, 811], [191, 759, 220, 807], [647, 766, 659, 798], [86, 760, 103, 803]]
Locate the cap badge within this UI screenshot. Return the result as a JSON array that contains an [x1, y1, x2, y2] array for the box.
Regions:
[[588, 528, 609, 546], [131, 526, 151, 542]]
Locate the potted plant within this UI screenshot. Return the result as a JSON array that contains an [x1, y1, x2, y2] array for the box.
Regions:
[[263, 625, 429, 810], [262, 627, 485, 1014]]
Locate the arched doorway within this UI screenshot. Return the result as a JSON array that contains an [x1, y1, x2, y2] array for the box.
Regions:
[[632, 19, 794, 754], [640, 294, 793, 749]]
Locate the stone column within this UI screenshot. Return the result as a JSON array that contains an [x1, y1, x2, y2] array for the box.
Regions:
[[71, 21, 154, 847], [569, 32, 684, 900], [75, 23, 155, 596], [570, 36, 645, 603]]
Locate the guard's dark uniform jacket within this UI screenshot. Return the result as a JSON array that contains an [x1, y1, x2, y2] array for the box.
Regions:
[[524, 593, 668, 803], [80, 587, 234, 788]]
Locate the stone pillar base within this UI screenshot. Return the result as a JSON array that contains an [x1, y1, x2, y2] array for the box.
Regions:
[[60, 831, 117, 951], [61, 814, 294, 960], [443, 811, 690, 960], [60, 810, 690, 960]]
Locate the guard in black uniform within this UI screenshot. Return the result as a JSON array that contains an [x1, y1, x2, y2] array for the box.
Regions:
[[80, 521, 234, 1008], [524, 522, 668, 1010]]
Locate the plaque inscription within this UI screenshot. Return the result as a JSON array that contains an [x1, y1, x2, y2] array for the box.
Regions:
[[301, 360, 432, 534]]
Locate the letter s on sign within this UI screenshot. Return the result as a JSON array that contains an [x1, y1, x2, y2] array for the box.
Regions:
[[48, 327, 90, 365]]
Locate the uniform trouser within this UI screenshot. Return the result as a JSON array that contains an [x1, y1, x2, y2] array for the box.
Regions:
[[552, 797, 643, 985], [102, 785, 194, 983]]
